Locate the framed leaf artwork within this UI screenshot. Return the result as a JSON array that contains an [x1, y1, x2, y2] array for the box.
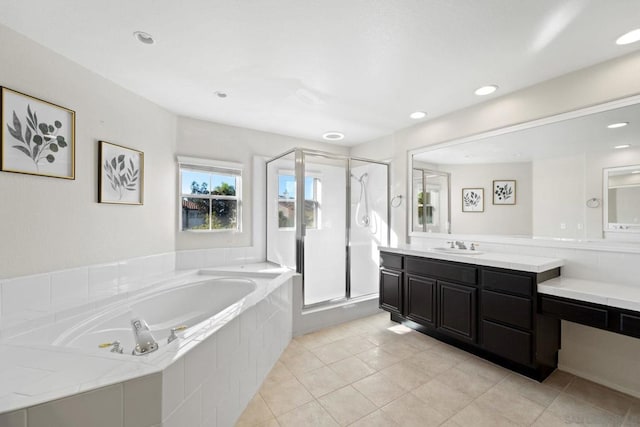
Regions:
[[493, 180, 516, 205], [1, 87, 75, 179], [99, 141, 144, 205], [462, 188, 484, 212]]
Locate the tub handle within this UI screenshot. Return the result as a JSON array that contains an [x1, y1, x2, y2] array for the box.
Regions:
[[167, 325, 189, 344], [98, 342, 114, 348], [98, 340, 124, 353]]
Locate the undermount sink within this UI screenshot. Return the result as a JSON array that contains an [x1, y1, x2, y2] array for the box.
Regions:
[[432, 247, 484, 255]]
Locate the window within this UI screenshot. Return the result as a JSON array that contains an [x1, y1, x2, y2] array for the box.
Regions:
[[278, 174, 320, 229], [179, 157, 242, 231]]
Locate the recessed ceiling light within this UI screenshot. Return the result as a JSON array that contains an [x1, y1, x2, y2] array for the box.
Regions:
[[410, 111, 427, 119], [614, 144, 631, 149], [133, 31, 155, 45], [214, 91, 228, 98], [616, 29, 640, 45], [607, 122, 629, 129], [474, 85, 498, 96], [632, 171, 640, 174], [322, 131, 344, 141]]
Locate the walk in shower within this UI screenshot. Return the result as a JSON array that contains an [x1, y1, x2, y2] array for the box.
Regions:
[[266, 149, 389, 308]]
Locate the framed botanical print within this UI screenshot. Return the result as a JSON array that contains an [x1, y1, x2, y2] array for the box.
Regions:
[[462, 188, 484, 212], [493, 180, 516, 205], [99, 141, 144, 205], [1, 87, 75, 179]]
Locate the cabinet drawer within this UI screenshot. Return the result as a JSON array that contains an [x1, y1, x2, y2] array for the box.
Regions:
[[620, 313, 640, 339], [380, 252, 403, 270], [539, 296, 608, 329], [482, 320, 532, 366], [406, 257, 477, 285], [482, 290, 532, 330], [482, 269, 533, 297]]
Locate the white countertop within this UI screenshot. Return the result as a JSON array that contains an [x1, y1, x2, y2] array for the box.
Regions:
[[538, 277, 640, 312], [379, 246, 564, 273]]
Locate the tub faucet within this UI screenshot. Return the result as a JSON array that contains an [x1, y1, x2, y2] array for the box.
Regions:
[[131, 318, 159, 355], [455, 241, 467, 250]]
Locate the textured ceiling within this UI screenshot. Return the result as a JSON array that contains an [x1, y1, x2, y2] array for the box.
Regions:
[[0, 0, 639, 145]]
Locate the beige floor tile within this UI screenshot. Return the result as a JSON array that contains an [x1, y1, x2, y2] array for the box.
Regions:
[[429, 342, 472, 363], [496, 373, 561, 407], [434, 366, 497, 399], [364, 329, 405, 346], [294, 330, 336, 349], [276, 401, 339, 427], [251, 418, 280, 427], [328, 356, 376, 383], [404, 350, 457, 377], [379, 359, 432, 391], [476, 384, 546, 425], [236, 393, 274, 426], [547, 393, 624, 426], [279, 340, 308, 362], [401, 333, 440, 352], [347, 409, 398, 427], [380, 393, 447, 427], [356, 347, 403, 371], [565, 377, 634, 417], [532, 411, 580, 427], [543, 369, 574, 391], [281, 350, 325, 376], [352, 372, 406, 407], [451, 402, 521, 427], [260, 362, 296, 394], [625, 403, 640, 426], [439, 419, 464, 427], [260, 378, 314, 416], [318, 385, 377, 426], [334, 335, 377, 355], [411, 378, 474, 418], [455, 356, 509, 383], [379, 341, 421, 359], [297, 366, 350, 398], [311, 341, 354, 364]]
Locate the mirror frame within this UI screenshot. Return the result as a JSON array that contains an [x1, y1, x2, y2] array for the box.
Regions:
[[407, 93, 640, 241]]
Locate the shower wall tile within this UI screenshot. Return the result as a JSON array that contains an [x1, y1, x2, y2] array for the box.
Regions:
[[1, 274, 50, 317], [88, 263, 119, 300]]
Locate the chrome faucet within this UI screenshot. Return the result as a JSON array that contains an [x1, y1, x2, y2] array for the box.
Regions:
[[131, 318, 159, 355], [455, 241, 467, 250]]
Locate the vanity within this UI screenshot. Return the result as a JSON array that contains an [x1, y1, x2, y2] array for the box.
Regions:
[[379, 246, 565, 381]]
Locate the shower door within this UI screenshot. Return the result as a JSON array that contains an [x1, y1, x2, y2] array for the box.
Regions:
[[302, 152, 348, 306]]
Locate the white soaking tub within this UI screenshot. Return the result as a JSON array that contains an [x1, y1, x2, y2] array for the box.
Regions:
[[0, 263, 295, 427], [52, 277, 257, 354]]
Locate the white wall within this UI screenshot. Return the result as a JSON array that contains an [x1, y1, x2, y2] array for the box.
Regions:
[[0, 24, 177, 279], [175, 117, 348, 252], [446, 162, 532, 236]]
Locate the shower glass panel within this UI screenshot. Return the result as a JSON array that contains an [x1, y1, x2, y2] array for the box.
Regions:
[[266, 149, 389, 309], [266, 151, 297, 269], [350, 160, 389, 298], [302, 152, 348, 306]]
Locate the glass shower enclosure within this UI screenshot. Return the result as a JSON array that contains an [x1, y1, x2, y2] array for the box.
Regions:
[[266, 149, 389, 308]]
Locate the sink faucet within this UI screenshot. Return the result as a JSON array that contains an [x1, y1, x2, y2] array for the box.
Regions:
[[131, 318, 159, 355], [455, 241, 467, 250]]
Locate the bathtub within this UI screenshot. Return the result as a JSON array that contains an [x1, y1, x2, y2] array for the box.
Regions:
[[52, 276, 257, 354], [0, 264, 295, 426]]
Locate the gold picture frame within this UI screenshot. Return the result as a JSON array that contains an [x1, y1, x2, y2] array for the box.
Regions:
[[99, 141, 144, 205], [1, 87, 75, 179]]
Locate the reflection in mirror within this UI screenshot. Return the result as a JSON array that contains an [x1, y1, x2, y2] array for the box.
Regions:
[[409, 97, 640, 240], [604, 165, 640, 233], [412, 168, 449, 233]]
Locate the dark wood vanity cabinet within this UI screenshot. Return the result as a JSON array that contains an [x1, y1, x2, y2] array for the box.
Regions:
[[379, 251, 561, 381], [379, 253, 403, 315]]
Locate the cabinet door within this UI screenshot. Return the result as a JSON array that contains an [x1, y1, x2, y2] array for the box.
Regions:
[[437, 281, 477, 343], [380, 269, 402, 315], [406, 274, 436, 327]]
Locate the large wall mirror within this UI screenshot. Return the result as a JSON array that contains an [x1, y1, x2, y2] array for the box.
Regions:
[[409, 95, 640, 242]]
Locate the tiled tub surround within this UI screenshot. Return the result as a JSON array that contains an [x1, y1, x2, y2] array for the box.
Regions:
[[0, 263, 294, 427]]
